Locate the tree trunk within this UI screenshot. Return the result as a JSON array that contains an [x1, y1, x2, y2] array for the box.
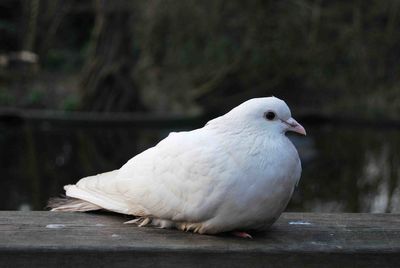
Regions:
[[79, 0, 144, 112]]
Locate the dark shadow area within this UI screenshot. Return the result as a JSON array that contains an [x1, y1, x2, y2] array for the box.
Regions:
[[0, 121, 398, 213], [0, 1, 399, 214]]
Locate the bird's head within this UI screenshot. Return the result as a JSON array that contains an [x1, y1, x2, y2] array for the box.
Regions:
[[220, 97, 306, 136]]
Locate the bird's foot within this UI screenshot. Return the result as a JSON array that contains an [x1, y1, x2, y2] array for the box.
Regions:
[[124, 218, 141, 225], [232, 231, 253, 239], [124, 217, 151, 227]]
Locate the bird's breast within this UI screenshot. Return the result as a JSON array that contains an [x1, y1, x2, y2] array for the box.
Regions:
[[218, 137, 301, 230]]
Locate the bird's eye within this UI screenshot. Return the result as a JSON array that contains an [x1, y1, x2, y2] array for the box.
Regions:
[[264, 111, 276, 121]]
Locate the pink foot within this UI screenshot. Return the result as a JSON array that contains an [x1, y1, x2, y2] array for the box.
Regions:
[[232, 231, 253, 239]]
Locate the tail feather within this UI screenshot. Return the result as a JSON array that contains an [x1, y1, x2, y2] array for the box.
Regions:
[[49, 170, 132, 214], [48, 196, 102, 212]]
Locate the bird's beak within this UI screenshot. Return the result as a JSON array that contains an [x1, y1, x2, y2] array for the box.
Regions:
[[282, 117, 306, 136]]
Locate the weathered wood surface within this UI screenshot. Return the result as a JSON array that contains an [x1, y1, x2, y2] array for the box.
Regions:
[[0, 212, 399, 267]]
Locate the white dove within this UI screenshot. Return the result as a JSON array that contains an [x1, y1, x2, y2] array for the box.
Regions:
[[50, 97, 306, 238]]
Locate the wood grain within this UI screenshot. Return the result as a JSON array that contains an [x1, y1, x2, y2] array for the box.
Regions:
[[0, 212, 399, 267]]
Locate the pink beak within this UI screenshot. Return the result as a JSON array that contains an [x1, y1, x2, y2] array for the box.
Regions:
[[283, 117, 306, 136]]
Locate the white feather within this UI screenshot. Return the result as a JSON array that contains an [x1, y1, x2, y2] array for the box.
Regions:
[[56, 97, 303, 234]]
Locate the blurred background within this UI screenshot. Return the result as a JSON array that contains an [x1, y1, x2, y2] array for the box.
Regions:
[[0, 0, 399, 212]]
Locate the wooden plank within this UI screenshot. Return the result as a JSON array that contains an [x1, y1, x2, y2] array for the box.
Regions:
[[0, 212, 399, 267]]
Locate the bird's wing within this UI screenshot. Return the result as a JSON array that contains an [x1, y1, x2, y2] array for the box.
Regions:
[[67, 129, 230, 222]]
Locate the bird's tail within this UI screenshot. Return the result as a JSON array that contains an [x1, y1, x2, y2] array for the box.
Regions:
[[48, 170, 131, 214], [47, 196, 102, 212]]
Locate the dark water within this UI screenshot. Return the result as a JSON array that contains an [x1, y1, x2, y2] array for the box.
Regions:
[[0, 121, 399, 213]]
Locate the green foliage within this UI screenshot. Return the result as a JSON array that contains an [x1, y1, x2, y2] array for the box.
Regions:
[[0, 20, 16, 33], [1, 0, 400, 116], [61, 94, 80, 111], [24, 88, 45, 107], [44, 49, 83, 72], [0, 87, 15, 105], [133, 0, 400, 115]]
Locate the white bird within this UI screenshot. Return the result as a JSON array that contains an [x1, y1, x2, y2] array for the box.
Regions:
[[49, 97, 306, 238]]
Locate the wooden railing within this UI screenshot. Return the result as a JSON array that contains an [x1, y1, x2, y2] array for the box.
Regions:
[[0, 212, 399, 267]]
